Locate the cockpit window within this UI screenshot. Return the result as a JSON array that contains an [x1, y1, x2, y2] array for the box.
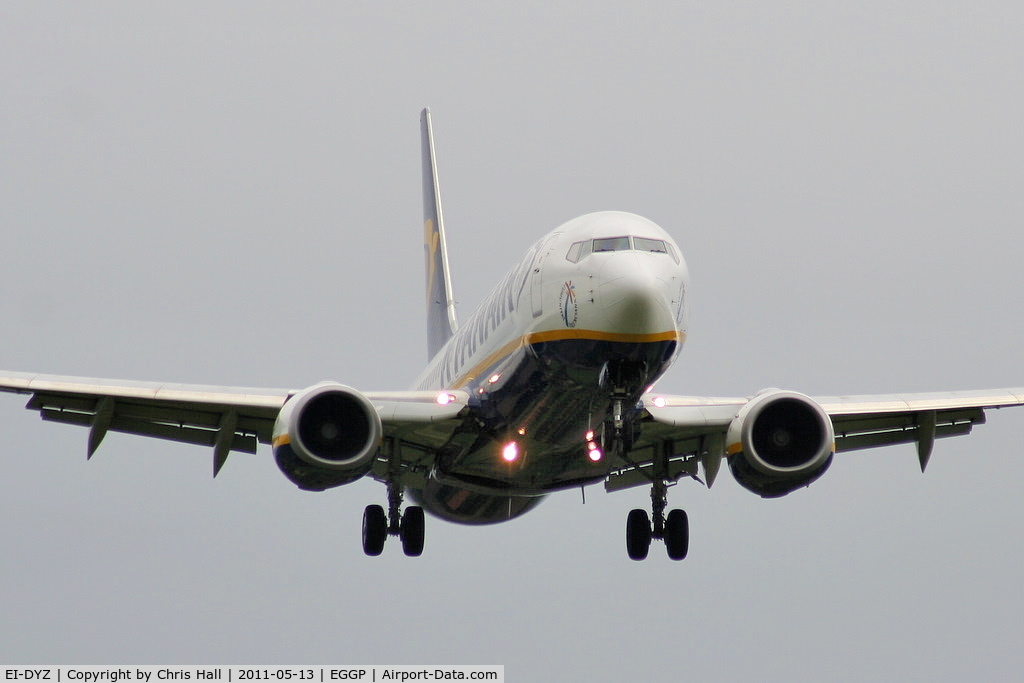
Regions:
[[592, 236, 630, 252], [666, 242, 680, 264], [634, 237, 667, 254], [566, 241, 583, 263], [565, 235, 678, 263], [565, 239, 593, 263]]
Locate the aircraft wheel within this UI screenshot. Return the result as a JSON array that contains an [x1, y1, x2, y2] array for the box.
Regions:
[[362, 504, 387, 556], [665, 508, 689, 561], [400, 505, 426, 557], [626, 508, 652, 561]]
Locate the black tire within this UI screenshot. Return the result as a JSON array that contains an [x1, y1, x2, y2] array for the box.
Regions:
[[400, 506, 426, 557], [626, 508, 652, 561], [665, 508, 689, 561], [362, 504, 387, 556]]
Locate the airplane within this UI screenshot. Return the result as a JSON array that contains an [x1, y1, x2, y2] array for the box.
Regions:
[[2, 108, 1023, 561]]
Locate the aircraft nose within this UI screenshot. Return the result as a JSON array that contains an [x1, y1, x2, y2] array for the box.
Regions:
[[596, 253, 677, 336]]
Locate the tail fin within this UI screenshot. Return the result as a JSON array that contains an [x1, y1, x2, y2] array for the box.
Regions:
[[421, 108, 458, 360]]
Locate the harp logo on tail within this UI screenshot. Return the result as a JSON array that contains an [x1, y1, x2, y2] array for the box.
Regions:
[[425, 218, 440, 303]]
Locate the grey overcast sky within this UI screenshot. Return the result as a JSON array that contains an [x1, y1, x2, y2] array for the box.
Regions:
[[3, 2, 1024, 680]]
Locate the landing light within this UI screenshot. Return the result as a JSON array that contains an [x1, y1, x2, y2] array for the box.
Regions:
[[488, 373, 502, 384], [436, 392, 457, 406], [585, 430, 601, 462], [502, 441, 519, 463], [652, 396, 668, 408]]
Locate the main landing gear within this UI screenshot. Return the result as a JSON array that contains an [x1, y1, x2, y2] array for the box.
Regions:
[[362, 479, 425, 557], [626, 480, 689, 560]]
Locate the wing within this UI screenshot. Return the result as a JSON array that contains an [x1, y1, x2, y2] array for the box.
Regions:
[[609, 388, 1024, 492], [0, 371, 468, 478], [818, 389, 1024, 465]]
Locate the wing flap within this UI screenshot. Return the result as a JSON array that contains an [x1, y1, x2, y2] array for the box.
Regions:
[[835, 419, 975, 452], [831, 406, 984, 453], [1, 371, 292, 475], [38, 404, 259, 454], [25, 388, 281, 445], [27, 391, 273, 434]]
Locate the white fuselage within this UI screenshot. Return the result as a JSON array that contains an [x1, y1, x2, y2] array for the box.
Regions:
[[409, 211, 691, 522], [414, 211, 690, 393]]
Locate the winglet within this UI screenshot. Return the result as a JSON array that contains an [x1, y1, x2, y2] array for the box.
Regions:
[[421, 108, 458, 361]]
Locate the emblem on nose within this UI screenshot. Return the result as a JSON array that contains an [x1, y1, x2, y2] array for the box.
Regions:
[[559, 281, 578, 328]]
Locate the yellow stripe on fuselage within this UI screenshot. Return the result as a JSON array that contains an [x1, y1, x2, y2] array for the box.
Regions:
[[450, 328, 684, 389], [526, 329, 680, 345]]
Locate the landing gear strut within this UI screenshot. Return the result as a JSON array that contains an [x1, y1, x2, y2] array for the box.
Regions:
[[362, 440, 425, 557], [601, 359, 645, 457]]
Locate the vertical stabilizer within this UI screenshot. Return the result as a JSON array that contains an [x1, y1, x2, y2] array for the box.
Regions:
[[421, 108, 458, 360]]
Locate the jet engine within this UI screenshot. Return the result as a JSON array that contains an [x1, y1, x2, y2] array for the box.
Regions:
[[272, 382, 382, 491], [726, 389, 834, 498]]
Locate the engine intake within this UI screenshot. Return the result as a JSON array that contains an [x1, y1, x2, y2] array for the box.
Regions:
[[726, 389, 834, 498], [273, 383, 382, 490]]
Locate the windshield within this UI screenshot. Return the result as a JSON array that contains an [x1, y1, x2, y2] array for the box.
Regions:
[[566, 235, 678, 263]]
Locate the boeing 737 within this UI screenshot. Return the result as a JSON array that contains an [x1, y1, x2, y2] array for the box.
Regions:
[[2, 109, 1022, 560]]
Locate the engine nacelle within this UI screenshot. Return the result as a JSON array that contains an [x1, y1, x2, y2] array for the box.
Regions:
[[272, 382, 382, 491], [726, 389, 835, 498]]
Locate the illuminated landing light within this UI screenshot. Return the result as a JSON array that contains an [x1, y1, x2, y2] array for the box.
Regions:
[[517, 427, 526, 436], [652, 396, 668, 408], [436, 392, 457, 406], [502, 441, 519, 463], [585, 430, 601, 462], [488, 373, 502, 384]]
